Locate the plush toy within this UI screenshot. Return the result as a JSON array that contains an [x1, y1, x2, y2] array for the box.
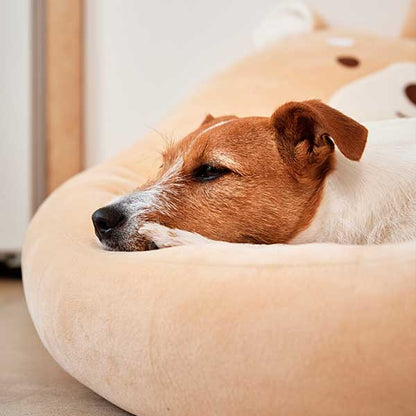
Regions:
[[252, 0, 415, 121]]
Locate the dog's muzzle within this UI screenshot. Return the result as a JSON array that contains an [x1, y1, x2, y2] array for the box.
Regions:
[[92, 204, 157, 251]]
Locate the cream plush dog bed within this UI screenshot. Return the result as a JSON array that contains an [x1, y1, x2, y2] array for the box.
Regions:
[[23, 30, 416, 416]]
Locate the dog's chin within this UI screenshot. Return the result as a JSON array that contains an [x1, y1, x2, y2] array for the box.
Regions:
[[96, 236, 158, 252]]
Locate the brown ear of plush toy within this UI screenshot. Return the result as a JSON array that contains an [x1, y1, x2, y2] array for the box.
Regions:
[[402, 0, 416, 38]]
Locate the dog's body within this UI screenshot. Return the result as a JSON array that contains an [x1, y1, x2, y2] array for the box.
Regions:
[[92, 102, 416, 251], [140, 124, 416, 248], [292, 125, 416, 244]]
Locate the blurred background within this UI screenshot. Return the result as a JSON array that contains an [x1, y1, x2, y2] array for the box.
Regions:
[[0, 0, 413, 262]]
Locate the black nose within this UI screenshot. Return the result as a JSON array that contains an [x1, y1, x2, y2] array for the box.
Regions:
[[405, 83, 416, 105], [92, 206, 126, 239]]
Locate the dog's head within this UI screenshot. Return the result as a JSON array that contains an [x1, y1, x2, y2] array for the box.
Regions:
[[92, 100, 367, 251]]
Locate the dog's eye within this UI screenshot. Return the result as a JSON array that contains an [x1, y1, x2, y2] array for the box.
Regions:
[[193, 164, 230, 182]]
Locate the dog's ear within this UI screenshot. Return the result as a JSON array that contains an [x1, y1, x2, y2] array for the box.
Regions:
[[200, 114, 215, 126], [271, 100, 368, 177]]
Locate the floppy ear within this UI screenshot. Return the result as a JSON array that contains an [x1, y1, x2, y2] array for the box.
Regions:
[[271, 100, 368, 176], [200, 113, 215, 126]]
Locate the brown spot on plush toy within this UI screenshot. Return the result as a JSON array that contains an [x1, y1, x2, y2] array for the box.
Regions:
[[404, 83, 416, 105], [336, 56, 360, 67]]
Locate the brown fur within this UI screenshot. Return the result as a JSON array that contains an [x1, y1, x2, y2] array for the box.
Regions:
[[129, 101, 368, 248]]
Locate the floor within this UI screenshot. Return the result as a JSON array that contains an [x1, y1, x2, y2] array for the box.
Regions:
[[0, 277, 131, 416]]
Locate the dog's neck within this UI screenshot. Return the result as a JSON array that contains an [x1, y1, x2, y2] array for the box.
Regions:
[[291, 143, 416, 245]]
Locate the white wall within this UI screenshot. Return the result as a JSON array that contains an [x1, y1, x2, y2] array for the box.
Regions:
[[310, 0, 410, 36], [85, 0, 410, 167], [0, 0, 32, 252], [85, 0, 279, 166]]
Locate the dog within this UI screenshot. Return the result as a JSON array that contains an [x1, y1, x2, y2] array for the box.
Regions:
[[92, 100, 416, 251]]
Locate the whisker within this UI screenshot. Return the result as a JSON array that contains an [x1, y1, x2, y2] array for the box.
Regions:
[[145, 125, 177, 149]]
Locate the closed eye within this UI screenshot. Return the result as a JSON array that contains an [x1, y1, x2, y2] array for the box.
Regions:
[[192, 164, 232, 182]]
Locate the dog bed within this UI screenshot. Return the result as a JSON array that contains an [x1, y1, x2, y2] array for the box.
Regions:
[[23, 30, 416, 416]]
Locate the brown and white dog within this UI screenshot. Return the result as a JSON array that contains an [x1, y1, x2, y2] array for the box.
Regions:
[[92, 100, 416, 251]]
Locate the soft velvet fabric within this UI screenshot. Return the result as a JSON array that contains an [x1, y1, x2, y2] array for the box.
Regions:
[[23, 30, 416, 416]]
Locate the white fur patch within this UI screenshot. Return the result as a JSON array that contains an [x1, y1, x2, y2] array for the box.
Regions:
[[158, 156, 184, 186], [291, 118, 416, 244], [112, 156, 184, 222], [194, 119, 235, 140], [139, 223, 211, 248], [136, 157, 183, 212]]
